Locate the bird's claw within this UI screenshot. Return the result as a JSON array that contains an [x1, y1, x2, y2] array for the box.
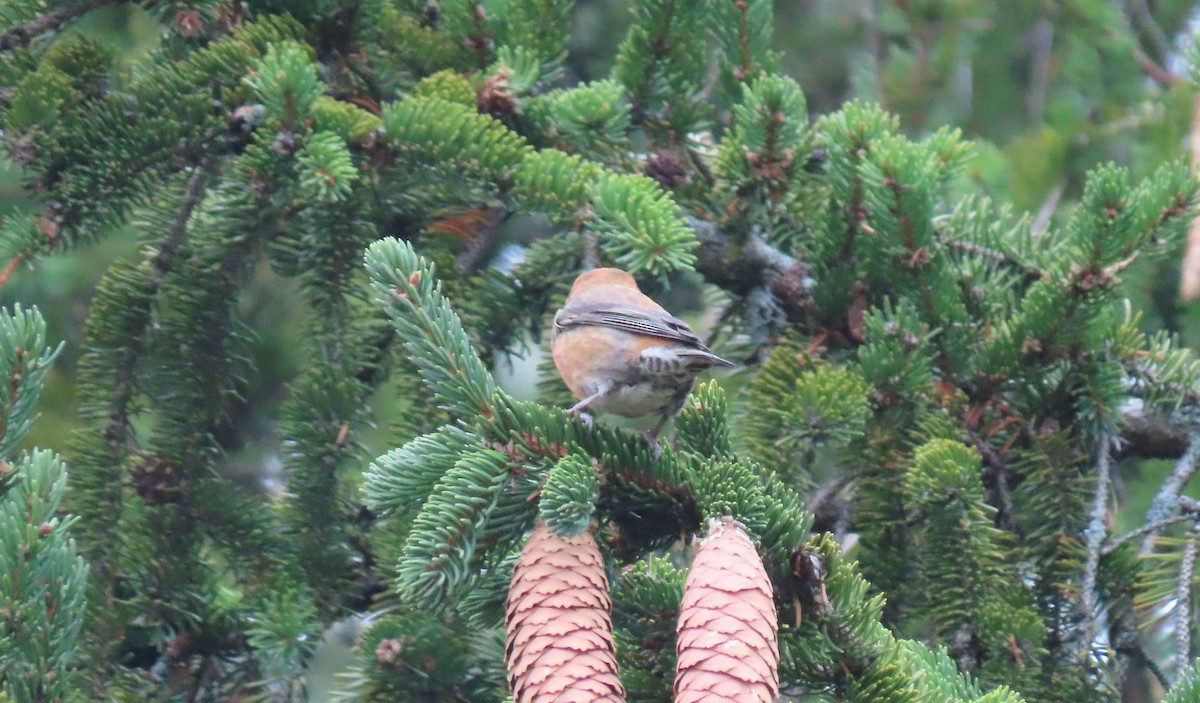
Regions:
[[567, 408, 595, 433], [641, 428, 663, 460]]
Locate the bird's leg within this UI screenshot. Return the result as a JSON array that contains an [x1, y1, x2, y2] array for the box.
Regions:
[[641, 415, 670, 458], [567, 389, 607, 432]]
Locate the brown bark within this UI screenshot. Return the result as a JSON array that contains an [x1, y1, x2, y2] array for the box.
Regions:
[[505, 521, 625, 703], [674, 517, 778, 703]]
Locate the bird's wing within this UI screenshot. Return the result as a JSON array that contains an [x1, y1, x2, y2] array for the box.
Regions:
[[554, 300, 708, 347]]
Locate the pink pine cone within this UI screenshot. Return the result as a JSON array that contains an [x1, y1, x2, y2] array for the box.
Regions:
[[505, 520, 626, 703], [675, 517, 779, 703]]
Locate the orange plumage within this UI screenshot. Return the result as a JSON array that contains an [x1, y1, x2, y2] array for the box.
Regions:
[[550, 268, 734, 444]]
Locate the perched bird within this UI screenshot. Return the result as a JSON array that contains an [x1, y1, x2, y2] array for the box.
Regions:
[[551, 268, 735, 445]]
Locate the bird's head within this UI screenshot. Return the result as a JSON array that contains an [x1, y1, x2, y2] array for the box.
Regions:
[[569, 268, 639, 297]]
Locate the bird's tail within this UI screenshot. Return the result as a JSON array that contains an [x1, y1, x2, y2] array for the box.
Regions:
[[676, 348, 736, 369]]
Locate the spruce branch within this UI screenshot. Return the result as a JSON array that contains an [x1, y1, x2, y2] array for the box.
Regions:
[[365, 237, 498, 419], [614, 0, 708, 138], [539, 454, 600, 537], [7, 16, 303, 253], [383, 98, 697, 276], [1167, 658, 1200, 702], [0, 307, 87, 701], [0, 450, 89, 701], [69, 165, 210, 558], [884, 174, 955, 378], [396, 445, 512, 609], [365, 425, 484, 516], [0, 306, 60, 459], [674, 380, 732, 458]]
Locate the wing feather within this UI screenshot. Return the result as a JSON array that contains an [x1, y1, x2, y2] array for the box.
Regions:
[[554, 301, 707, 348]]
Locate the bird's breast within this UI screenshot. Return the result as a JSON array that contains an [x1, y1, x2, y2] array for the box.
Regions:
[[590, 381, 684, 418], [552, 326, 696, 418]]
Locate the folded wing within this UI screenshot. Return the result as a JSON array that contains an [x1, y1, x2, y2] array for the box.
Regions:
[[554, 300, 735, 369], [555, 301, 706, 347]]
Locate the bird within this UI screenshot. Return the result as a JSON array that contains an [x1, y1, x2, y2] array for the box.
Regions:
[[550, 268, 735, 447]]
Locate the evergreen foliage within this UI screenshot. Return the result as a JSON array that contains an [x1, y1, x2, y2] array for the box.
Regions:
[[4, 0, 1200, 701], [0, 306, 87, 701]]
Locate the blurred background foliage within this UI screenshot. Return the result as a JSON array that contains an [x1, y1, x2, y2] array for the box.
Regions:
[[6, 0, 1200, 699], [8, 0, 1200, 489]]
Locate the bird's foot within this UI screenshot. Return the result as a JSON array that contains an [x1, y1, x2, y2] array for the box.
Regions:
[[641, 427, 664, 460], [567, 407, 595, 433]]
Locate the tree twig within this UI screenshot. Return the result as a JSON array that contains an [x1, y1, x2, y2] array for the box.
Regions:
[[943, 239, 1044, 283], [0, 255, 25, 293], [0, 0, 114, 51], [806, 472, 854, 535], [1176, 528, 1197, 670], [451, 207, 506, 276], [1130, 43, 1177, 88], [1103, 513, 1192, 556], [1027, 19, 1053, 124], [1140, 433, 1200, 555], [1081, 433, 1113, 636], [860, 0, 884, 105], [1030, 178, 1065, 236], [1119, 411, 1192, 459], [1124, 0, 1171, 61], [687, 216, 811, 339], [580, 228, 598, 269]]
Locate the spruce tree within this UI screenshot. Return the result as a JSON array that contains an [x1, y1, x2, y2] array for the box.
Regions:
[[3, 1, 1200, 701]]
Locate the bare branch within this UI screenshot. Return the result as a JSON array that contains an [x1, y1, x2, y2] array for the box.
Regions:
[[1031, 179, 1065, 236], [687, 216, 811, 344], [0, 0, 114, 52], [1176, 530, 1197, 669], [943, 239, 1044, 282], [1027, 19, 1053, 123], [1120, 411, 1192, 459], [860, 0, 884, 105], [1103, 513, 1192, 556], [0, 255, 25, 293], [1081, 433, 1113, 636], [1130, 44, 1178, 88], [1125, 0, 1171, 60], [1140, 434, 1200, 555]]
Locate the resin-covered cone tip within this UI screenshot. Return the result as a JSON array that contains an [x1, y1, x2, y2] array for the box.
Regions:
[[505, 520, 626, 703], [674, 516, 778, 703]]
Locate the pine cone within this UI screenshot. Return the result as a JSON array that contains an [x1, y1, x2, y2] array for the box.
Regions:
[[505, 520, 625, 703], [675, 517, 778, 703]]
